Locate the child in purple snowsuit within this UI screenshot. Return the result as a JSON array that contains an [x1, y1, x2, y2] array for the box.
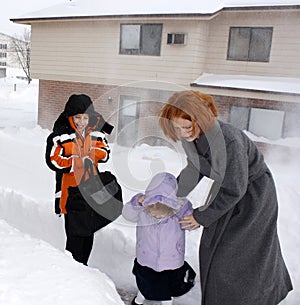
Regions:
[[122, 172, 196, 305]]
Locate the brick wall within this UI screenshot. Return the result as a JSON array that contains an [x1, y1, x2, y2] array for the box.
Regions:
[[39, 80, 300, 153], [38, 79, 117, 131], [38, 79, 175, 144], [213, 94, 300, 121]]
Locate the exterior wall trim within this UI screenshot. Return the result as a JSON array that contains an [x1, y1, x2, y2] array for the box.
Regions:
[[11, 5, 300, 24], [190, 83, 300, 98]]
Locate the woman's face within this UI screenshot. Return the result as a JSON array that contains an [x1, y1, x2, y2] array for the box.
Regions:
[[173, 117, 200, 142], [72, 113, 89, 133]]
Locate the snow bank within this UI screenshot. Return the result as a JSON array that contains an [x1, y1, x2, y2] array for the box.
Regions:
[[0, 219, 123, 305]]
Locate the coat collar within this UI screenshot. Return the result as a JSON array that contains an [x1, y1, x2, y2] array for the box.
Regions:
[[190, 120, 222, 156]]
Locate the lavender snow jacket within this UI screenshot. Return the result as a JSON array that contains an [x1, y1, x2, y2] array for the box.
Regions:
[[122, 172, 193, 272]]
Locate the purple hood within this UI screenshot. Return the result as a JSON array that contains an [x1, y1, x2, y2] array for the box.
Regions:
[[142, 172, 181, 209]]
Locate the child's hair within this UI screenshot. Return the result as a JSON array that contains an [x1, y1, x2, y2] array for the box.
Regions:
[[145, 202, 177, 218]]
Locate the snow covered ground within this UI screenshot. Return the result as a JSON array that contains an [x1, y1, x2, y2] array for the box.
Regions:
[[0, 69, 299, 304]]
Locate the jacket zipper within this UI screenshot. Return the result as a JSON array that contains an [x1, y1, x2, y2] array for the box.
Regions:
[[156, 223, 161, 271]]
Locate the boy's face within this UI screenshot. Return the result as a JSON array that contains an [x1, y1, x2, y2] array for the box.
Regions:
[[72, 113, 89, 133]]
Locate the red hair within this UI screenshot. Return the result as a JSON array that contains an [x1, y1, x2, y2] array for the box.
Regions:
[[159, 90, 218, 141]]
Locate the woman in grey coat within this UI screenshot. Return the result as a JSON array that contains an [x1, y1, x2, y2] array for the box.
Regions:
[[159, 90, 292, 305]]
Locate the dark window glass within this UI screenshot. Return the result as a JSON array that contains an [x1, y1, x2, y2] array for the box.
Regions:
[[227, 27, 272, 62], [120, 24, 162, 56]]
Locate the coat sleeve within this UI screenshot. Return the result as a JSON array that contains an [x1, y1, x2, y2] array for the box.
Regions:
[[122, 193, 144, 222], [45, 132, 73, 173], [177, 158, 204, 197], [89, 131, 110, 164], [176, 199, 193, 219], [193, 138, 249, 227]]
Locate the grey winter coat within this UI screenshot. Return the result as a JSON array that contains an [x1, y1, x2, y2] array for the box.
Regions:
[[177, 120, 293, 305]]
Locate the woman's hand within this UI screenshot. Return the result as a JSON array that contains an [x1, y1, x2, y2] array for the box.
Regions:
[[179, 214, 200, 231]]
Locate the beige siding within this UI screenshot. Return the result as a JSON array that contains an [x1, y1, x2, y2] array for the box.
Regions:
[[30, 8, 300, 86], [30, 19, 209, 87], [205, 9, 300, 77]]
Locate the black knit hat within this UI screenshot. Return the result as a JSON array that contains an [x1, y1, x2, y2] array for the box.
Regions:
[[63, 94, 95, 117], [61, 94, 114, 134]]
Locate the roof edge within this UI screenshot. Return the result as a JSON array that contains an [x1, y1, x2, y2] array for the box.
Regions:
[[10, 11, 220, 23], [190, 82, 300, 97], [11, 4, 300, 23], [223, 4, 300, 11]]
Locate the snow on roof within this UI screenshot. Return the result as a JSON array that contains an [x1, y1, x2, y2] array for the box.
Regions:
[[11, 0, 300, 21], [192, 73, 300, 95]]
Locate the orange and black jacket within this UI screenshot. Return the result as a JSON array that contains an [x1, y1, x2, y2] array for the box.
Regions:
[[46, 100, 113, 214]]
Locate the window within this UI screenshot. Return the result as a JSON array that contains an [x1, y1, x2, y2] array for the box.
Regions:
[[167, 33, 185, 44], [248, 108, 284, 140], [120, 24, 162, 56], [0, 62, 6, 66], [229, 105, 250, 130], [229, 106, 285, 140], [282, 112, 300, 138], [0, 68, 6, 78], [117, 95, 141, 146], [0, 53, 7, 58], [0, 44, 7, 49], [227, 27, 273, 62]]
